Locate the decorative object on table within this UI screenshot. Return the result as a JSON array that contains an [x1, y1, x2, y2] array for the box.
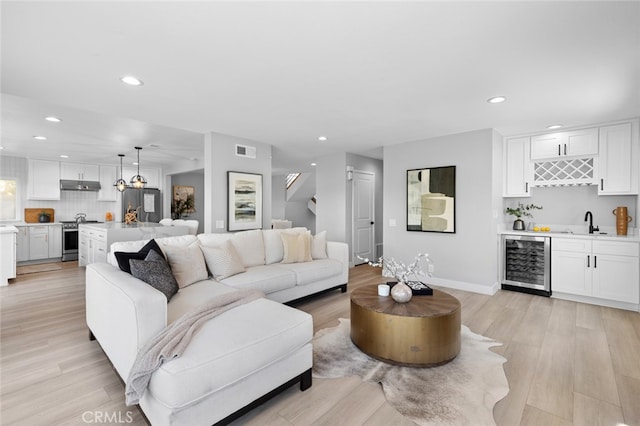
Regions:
[[124, 202, 138, 224], [377, 284, 390, 296], [612, 206, 632, 236], [113, 153, 129, 192], [405, 280, 433, 295], [390, 281, 413, 303], [227, 171, 263, 231], [360, 253, 433, 302], [38, 211, 51, 223], [505, 202, 542, 230], [105, 211, 113, 222], [312, 319, 509, 426], [172, 185, 196, 219], [407, 166, 456, 233], [130, 146, 147, 189]]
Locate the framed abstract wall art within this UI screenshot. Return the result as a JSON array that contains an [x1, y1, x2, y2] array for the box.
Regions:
[[407, 166, 456, 233], [227, 171, 263, 231]]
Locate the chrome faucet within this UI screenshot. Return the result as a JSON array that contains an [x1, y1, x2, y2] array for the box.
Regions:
[[584, 211, 599, 234]]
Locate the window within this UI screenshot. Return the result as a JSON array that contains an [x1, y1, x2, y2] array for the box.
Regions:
[[0, 178, 18, 221], [286, 173, 301, 189]]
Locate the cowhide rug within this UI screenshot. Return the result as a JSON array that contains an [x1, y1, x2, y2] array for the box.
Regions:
[[312, 319, 509, 426]]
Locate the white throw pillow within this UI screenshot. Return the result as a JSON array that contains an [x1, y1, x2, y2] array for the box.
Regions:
[[162, 242, 208, 288], [263, 227, 308, 264], [280, 232, 312, 264], [201, 241, 246, 280], [229, 229, 266, 267], [197, 233, 234, 247], [310, 230, 328, 259]]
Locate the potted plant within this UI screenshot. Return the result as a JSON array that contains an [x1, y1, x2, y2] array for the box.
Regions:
[[505, 203, 542, 230], [38, 211, 51, 223]]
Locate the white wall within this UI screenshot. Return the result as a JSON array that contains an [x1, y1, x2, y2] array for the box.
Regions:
[[204, 132, 272, 233], [315, 152, 348, 242], [383, 129, 500, 294], [271, 174, 286, 220]]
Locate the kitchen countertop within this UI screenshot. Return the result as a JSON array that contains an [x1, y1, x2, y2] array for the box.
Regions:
[[0, 226, 19, 234], [4, 222, 62, 227], [499, 229, 640, 242], [79, 222, 170, 229]]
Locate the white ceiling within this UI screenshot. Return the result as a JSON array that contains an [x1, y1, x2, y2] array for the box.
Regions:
[[2, 1, 639, 173]]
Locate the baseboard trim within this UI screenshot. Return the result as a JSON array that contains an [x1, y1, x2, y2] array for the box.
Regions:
[[552, 292, 639, 312], [428, 277, 499, 296]]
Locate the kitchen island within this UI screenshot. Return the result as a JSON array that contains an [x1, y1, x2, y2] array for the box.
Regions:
[[78, 222, 189, 266]]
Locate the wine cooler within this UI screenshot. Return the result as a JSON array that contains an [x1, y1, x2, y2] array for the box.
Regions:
[[502, 235, 551, 296]]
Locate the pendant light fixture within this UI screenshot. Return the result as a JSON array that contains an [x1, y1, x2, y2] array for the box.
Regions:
[[130, 146, 147, 189], [113, 154, 128, 192]]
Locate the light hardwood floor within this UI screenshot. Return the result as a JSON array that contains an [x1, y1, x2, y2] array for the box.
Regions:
[[1, 263, 639, 425]]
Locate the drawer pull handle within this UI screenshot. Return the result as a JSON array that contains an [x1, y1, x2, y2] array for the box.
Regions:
[[594, 255, 597, 269], [587, 255, 590, 268]]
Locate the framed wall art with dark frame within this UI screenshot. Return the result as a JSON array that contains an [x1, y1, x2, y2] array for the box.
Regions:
[[227, 171, 263, 231], [407, 166, 456, 233]]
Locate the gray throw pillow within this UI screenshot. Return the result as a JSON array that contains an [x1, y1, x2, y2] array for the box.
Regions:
[[130, 250, 179, 302]]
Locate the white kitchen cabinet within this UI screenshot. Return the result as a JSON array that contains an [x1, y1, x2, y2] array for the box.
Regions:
[[97, 165, 118, 201], [28, 225, 50, 260], [598, 122, 637, 195], [15, 226, 29, 262], [503, 137, 532, 197], [531, 127, 598, 160], [48, 225, 62, 258], [0, 227, 17, 286], [60, 162, 100, 181], [79, 226, 107, 266], [552, 238, 639, 304], [79, 227, 89, 267], [27, 159, 60, 200]]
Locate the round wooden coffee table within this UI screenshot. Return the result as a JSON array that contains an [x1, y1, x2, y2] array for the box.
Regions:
[[350, 285, 461, 366]]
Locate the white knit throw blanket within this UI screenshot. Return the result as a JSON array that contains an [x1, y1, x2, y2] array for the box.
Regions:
[[125, 288, 265, 406]]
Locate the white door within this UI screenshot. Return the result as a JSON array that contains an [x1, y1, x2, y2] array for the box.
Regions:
[[353, 171, 375, 265]]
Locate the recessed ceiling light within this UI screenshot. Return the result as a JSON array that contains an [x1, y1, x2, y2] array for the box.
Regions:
[[60, 155, 69, 158], [0, 147, 4, 150], [121, 75, 143, 86], [546, 124, 563, 130], [318, 136, 328, 141], [45, 116, 62, 123], [311, 162, 317, 166], [132, 162, 139, 166], [33, 135, 47, 140], [487, 96, 506, 104]]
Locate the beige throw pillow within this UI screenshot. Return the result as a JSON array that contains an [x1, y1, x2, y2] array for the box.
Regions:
[[201, 241, 246, 280], [162, 242, 209, 288], [310, 230, 328, 259], [280, 232, 312, 264]]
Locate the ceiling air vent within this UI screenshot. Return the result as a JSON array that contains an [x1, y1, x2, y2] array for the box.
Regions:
[[235, 144, 256, 159]]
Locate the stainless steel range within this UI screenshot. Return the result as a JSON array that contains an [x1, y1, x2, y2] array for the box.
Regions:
[[61, 218, 102, 262]]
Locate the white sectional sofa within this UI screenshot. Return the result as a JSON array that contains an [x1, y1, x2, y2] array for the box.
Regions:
[[85, 228, 349, 426]]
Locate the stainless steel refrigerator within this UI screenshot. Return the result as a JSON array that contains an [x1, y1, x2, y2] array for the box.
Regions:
[[122, 188, 162, 223]]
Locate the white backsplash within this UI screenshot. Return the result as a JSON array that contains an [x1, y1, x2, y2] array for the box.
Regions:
[[24, 191, 119, 222]]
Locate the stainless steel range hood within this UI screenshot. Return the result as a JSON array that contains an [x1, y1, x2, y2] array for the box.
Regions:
[[60, 179, 101, 191]]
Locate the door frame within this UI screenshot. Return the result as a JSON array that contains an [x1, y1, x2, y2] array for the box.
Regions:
[[351, 170, 375, 267]]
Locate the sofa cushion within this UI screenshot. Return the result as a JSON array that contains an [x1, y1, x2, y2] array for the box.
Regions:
[[276, 259, 343, 286], [114, 239, 164, 274], [229, 229, 265, 268], [220, 265, 296, 294], [281, 232, 312, 264], [147, 298, 312, 408], [155, 234, 199, 254], [162, 242, 209, 289], [197, 233, 234, 247], [263, 228, 307, 264], [201, 241, 246, 280], [129, 250, 179, 302], [167, 280, 237, 324], [310, 230, 328, 259]]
